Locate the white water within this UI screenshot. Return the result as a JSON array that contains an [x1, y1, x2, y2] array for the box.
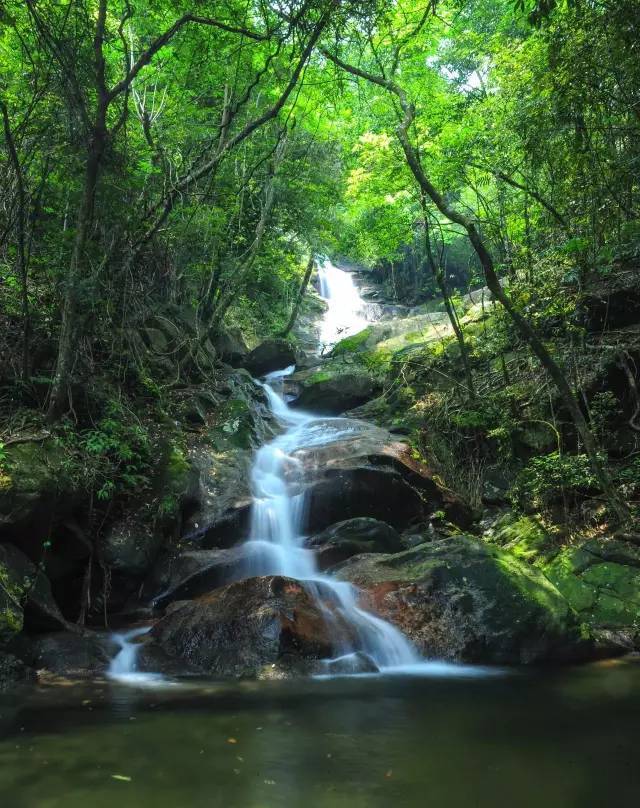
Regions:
[[317, 259, 370, 350], [108, 259, 494, 681], [243, 260, 426, 672], [243, 365, 420, 671], [107, 626, 166, 686]]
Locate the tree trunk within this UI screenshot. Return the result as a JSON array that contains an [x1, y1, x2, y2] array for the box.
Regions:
[[47, 110, 107, 420], [1, 101, 30, 379], [421, 196, 475, 400], [280, 254, 315, 337]]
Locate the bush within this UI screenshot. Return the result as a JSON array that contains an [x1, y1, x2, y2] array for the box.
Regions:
[[512, 452, 599, 510]]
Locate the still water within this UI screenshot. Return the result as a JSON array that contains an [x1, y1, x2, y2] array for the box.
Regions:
[[1, 659, 639, 807]]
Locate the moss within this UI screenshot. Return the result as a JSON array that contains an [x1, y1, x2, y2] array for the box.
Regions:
[[0, 561, 24, 645], [331, 326, 374, 355], [490, 514, 557, 564], [545, 545, 640, 629], [305, 370, 333, 385]]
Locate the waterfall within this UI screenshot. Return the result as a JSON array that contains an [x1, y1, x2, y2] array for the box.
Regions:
[[107, 626, 165, 685], [243, 260, 421, 672], [317, 259, 370, 350]]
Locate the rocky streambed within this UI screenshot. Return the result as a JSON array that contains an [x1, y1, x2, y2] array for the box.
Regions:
[[1, 262, 637, 688]]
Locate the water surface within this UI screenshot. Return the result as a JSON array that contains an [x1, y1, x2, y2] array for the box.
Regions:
[[1, 659, 639, 807]]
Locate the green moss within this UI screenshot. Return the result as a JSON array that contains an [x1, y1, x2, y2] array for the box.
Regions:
[[0, 561, 24, 645], [491, 514, 557, 564], [545, 546, 640, 629], [305, 370, 333, 385], [331, 327, 373, 355]]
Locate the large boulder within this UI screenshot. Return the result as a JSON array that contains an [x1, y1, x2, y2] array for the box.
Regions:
[[334, 536, 592, 664], [150, 575, 354, 678], [0, 439, 77, 555], [145, 545, 248, 607], [545, 538, 640, 650], [101, 517, 162, 580], [306, 466, 426, 533], [581, 267, 640, 331], [244, 339, 298, 377], [11, 631, 115, 679], [307, 518, 404, 570], [212, 327, 249, 366], [293, 371, 382, 415], [0, 543, 67, 642]]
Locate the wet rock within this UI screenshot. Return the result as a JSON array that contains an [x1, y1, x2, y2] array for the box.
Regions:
[[11, 631, 115, 679], [146, 546, 248, 607], [244, 338, 298, 377], [150, 575, 354, 678], [180, 370, 276, 547], [293, 372, 382, 415], [335, 536, 592, 665], [306, 467, 425, 533], [308, 518, 404, 570], [0, 543, 68, 639]]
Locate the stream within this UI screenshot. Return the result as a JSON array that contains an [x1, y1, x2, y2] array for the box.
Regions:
[[2, 261, 639, 806]]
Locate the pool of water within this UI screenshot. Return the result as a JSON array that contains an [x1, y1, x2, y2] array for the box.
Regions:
[[1, 659, 639, 807]]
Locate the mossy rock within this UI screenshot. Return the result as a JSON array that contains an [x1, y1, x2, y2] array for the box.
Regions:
[[331, 327, 375, 356], [0, 543, 67, 643], [335, 535, 591, 664], [293, 371, 382, 415], [545, 539, 640, 637], [490, 514, 558, 564], [0, 440, 73, 537]]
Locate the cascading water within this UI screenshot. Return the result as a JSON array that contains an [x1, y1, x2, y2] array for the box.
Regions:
[[243, 260, 421, 672], [317, 259, 372, 350], [107, 259, 491, 682], [107, 626, 166, 685]]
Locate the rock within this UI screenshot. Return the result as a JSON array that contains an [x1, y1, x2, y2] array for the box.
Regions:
[[11, 631, 115, 679], [179, 371, 277, 547], [481, 467, 511, 506], [545, 538, 640, 648], [334, 536, 592, 664], [101, 517, 162, 579], [212, 327, 249, 366], [146, 546, 248, 607], [0, 652, 35, 689], [293, 372, 382, 415], [0, 439, 76, 552], [150, 575, 354, 678], [307, 518, 403, 570], [0, 543, 67, 640], [306, 467, 426, 533], [244, 339, 298, 377], [581, 267, 640, 331]]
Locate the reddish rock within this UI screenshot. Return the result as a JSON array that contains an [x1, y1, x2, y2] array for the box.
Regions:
[[150, 575, 354, 678]]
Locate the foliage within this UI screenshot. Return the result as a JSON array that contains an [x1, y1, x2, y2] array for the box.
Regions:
[[512, 452, 599, 509]]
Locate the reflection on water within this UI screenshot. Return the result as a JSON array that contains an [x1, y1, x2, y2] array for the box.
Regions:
[[1, 659, 639, 807]]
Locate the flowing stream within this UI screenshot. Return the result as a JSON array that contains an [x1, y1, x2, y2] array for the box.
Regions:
[[106, 260, 460, 678], [242, 259, 426, 673]]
